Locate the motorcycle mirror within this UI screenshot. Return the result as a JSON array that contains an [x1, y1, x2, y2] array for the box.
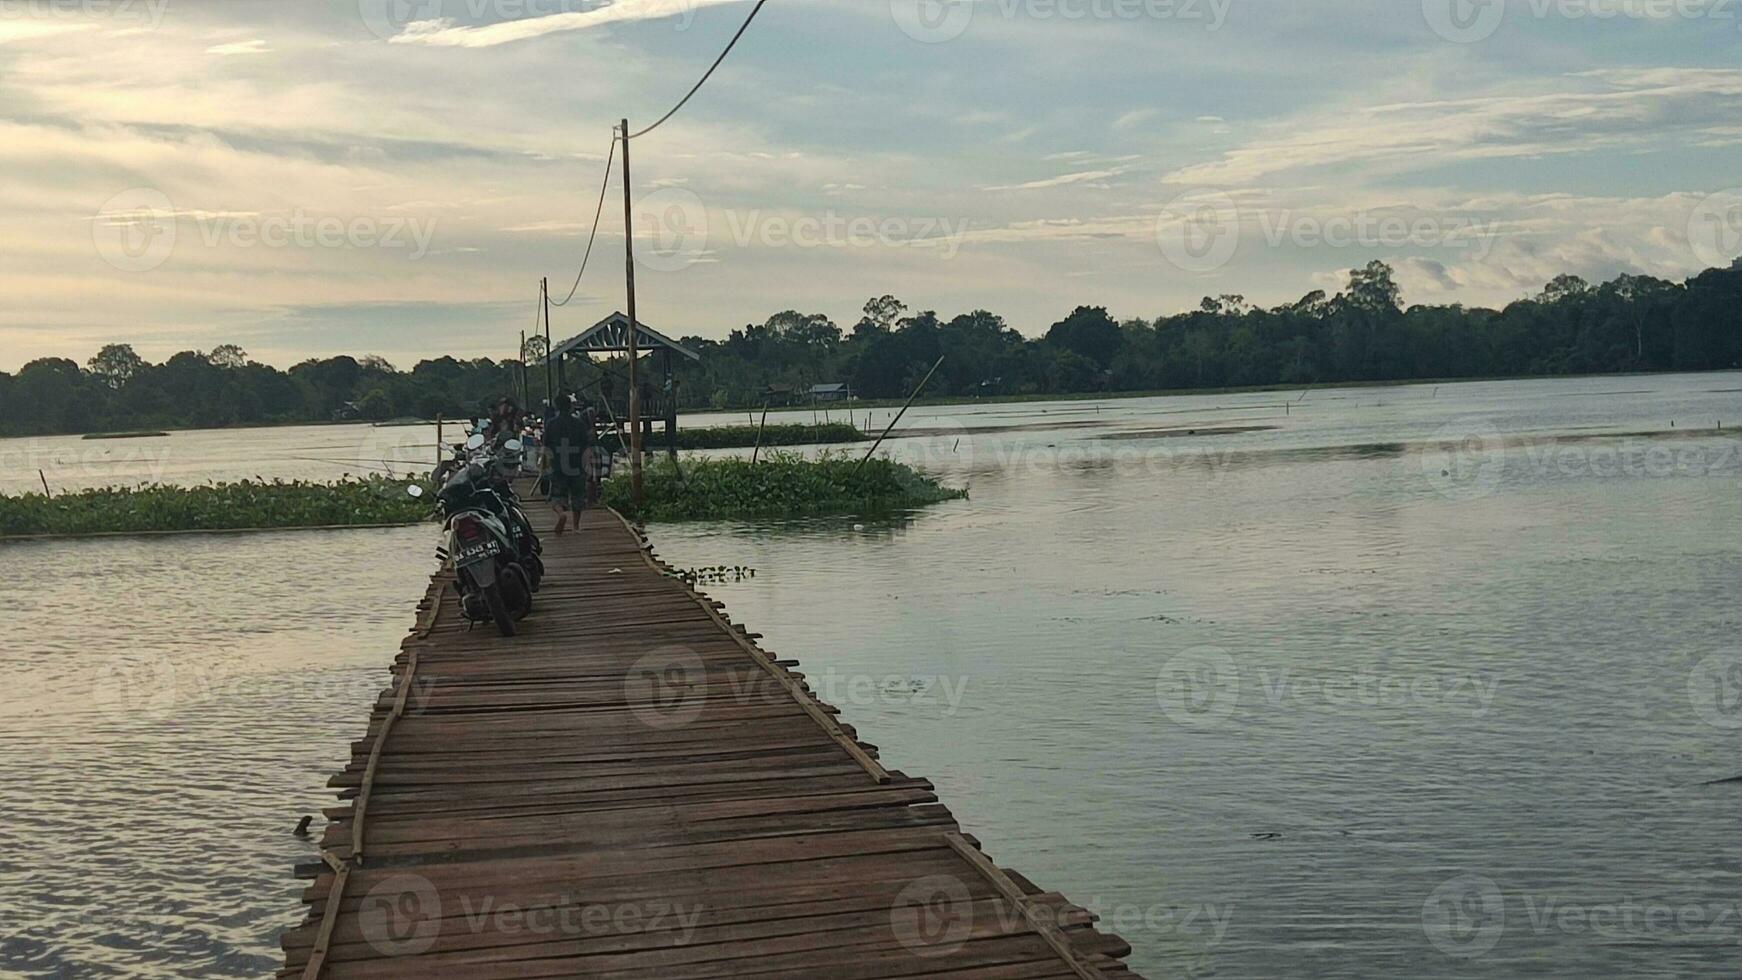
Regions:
[[466, 434, 486, 451], [504, 439, 523, 453], [407, 484, 425, 499]]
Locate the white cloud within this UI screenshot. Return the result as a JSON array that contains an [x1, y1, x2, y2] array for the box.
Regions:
[[392, 0, 753, 48], [1169, 68, 1742, 186], [982, 168, 1131, 192], [1112, 108, 1159, 131], [206, 39, 269, 56], [0, 20, 93, 44]]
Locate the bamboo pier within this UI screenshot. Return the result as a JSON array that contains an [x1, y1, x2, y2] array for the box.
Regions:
[[280, 491, 1146, 979]]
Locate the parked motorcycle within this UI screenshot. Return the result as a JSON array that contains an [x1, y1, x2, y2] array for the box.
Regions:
[[414, 434, 543, 636]]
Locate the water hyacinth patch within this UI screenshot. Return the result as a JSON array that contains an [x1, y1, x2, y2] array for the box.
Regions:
[[605, 452, 967, 522], [0, 476, 435, 538]]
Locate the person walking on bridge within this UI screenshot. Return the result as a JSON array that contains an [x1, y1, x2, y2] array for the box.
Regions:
[[484, 397, 522, 449], [542, 394, 591, 536]]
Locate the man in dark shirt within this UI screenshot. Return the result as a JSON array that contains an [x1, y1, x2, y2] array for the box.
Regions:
[[543, 394, 590, 535]]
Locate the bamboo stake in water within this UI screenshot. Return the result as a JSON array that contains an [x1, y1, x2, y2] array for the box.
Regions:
[[856, 355, 944, 476], [39, 469, 51, 497], [751, 401, 770, 465]]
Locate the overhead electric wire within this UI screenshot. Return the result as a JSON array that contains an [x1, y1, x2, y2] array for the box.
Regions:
[[550, 130, 620, 307], [527, 1, 769, 364], [627, 0, 770, 139]]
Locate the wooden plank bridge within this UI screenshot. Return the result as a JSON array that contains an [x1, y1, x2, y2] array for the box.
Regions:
[[280, 491, 1147, 979]]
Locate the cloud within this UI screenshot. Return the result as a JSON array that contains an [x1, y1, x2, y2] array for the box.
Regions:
[[206, 40, 270, 56], [391, 0, 753, 48], [982, 168, 1131, 192], [1112, 108, 1159, 131], [1169, 68, 1742, 186], [0, 20, 93, 44]]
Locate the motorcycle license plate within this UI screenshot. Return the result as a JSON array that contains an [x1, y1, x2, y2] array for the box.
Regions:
[[456, 541, 501, 564]]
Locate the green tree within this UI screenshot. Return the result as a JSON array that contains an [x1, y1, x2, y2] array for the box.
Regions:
[[208, 344, 249, 369], [1539, 275, 1590, 303], [357, 388, 394, 421], [1045, 306, 1123, 368], [1345, 260, 1403, 314], [88, 344, 145, 389], [853, 295, 906, 339]]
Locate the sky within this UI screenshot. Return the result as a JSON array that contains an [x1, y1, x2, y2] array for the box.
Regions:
[[3, 0, 1741, 371]]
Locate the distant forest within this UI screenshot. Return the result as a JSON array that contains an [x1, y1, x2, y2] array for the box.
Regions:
[[4, 259, 1739, 438]]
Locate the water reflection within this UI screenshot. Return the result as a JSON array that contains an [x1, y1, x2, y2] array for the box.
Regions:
[[0, 527, 431, 978]]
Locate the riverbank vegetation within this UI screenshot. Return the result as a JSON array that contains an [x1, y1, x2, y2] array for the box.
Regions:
[[5, 260, 1739, 437], [604, 453, 966, 522], [0, 477, 432, 538]]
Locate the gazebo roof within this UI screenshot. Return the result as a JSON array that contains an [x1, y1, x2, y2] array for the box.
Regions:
[[546, 312, 701, 363]]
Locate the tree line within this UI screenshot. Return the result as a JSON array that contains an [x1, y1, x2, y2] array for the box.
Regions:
[[3, 260, 1738, 438]]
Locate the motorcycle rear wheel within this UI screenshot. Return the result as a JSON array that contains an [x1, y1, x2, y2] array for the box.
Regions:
[[503, 563, 534, 621], [483, 582, 516, 637]]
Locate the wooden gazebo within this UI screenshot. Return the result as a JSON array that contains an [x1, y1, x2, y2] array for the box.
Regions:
[[544, 312, 701, 456]]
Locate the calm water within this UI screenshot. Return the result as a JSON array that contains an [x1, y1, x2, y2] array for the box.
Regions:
[[2, 373, 1740, 977]]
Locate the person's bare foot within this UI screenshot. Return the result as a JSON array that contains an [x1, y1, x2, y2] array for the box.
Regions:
[[554, 513, 568, 535]]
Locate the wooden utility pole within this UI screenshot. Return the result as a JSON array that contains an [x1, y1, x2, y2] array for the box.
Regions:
[[621, 120, 643, 503], [541, 277, 554, 409]]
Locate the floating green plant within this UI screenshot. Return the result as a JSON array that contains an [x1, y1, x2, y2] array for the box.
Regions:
[[605, 452, 966, 522], [0, 476, 434, 538]]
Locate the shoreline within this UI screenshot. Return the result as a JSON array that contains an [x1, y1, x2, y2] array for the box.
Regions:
[[694, 367, 1742, 420], [2, 367, 1738, 441]]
